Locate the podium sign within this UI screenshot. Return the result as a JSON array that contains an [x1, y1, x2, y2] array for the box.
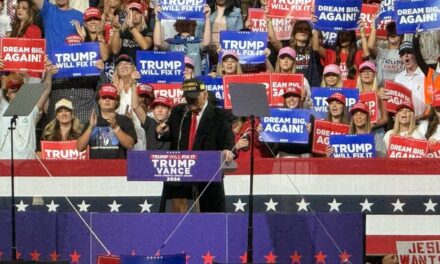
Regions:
[[127, 151, 222, 182]]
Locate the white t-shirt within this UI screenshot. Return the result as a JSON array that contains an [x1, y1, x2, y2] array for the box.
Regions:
[[0, 14, 11, 37], [416, 120, 440, 141], [0, 99, 40, 159], [383, 129, 425, 150], [394, 67, 426, 118]]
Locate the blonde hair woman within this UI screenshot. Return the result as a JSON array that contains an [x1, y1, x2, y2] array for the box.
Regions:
[[383, 102, 424, 149], [320, 64, 343, 88], [42, 99, 83, 141]]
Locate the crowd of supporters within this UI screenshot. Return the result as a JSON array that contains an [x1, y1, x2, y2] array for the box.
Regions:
[[0, 0, 439, 161]]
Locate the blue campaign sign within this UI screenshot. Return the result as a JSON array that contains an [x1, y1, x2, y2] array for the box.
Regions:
[[376, 0, 395, 23], [158, 0, 205, 20], [395, 0, 440, 34], [49, 42, 101, 79], [197, 75, 224, 108], [121, 254, 186, 264], [137, 51, 184, 83], [329, 134, 376, 158], [127, 150, 222, 182], [260, 108, 310, 144], [311, 87, 359, 120], [314, 0, 362, 31], [220, 31, 267, 64]]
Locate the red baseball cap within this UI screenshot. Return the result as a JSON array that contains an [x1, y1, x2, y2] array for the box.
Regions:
[[99, 83, 118, 99], [326, 92, 346, 105], [84, 7, 101, 21], [150, 97, 173, 109], [127, 2, 145, 13], [282, 87, 301, 97], [350, 101, 369, 114], [396, 101, 414, 112], [6, 75, 24, 90], [136, 83, 155, 98], [432, 91, 440, 107]]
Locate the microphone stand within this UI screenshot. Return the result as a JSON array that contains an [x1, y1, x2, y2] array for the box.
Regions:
[[247, 115, 255, 263], [9, 114, 18, 260]]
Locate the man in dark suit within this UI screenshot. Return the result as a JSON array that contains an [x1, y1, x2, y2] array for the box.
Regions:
[[157, 78, 235, 213]]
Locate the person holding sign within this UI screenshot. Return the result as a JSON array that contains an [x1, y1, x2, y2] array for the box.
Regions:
[[274, 47, 311, 107], [153, 4, 212, 76], [267, 20, 322, 87], [320, 64, 343, 88], [322, 26, 370, 88], [0, 58, 56, 159], [77, 83, 137, 159], [383, 102, 424, 149], [9, 0, 43, 83], [349, 101, 386, 156], [356, 61, 389, 130], [325, 92, 349, 124], [271, 86, 314, 157], [210, 50, 243, 77], [41, 98, 83, 141], [367, 22, 404, 86], [156, 78, 235, 212], [110, 2, 153, 61]]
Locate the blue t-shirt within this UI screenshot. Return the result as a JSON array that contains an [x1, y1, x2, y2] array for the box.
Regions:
[[40, 0, 83, 53]]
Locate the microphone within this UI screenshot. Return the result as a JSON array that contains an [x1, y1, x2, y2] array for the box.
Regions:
[[177, 105, 191, 151]]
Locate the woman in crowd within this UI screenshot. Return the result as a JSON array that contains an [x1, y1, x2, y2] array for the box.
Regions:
[[42, 99, 83, 141], [368, 21, 404, 85], [274, 47, 311, 108], [417, 91, 440, 143], [383, 102, 424, 148], [209, 51, 243, 77], [102, 0, 126, 42], [356, 61, 388, 131], [110, 2, 153, 60], [268, 19, 322, 86], [75, 7, 110, 61], [325, 92, 349, 124], [348, 101, 386, 156], [153, 4, 211, 76], [322, 23, 370, 88], [273, 87, 313, 157], [320, 64, 343, 88], [10, 0, 42, 83]]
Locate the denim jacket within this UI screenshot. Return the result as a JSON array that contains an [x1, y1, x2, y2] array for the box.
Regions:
[[209, 7, 243, 32]]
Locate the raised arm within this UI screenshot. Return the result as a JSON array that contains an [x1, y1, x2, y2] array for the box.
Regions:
[[131, 84, 147, 124]]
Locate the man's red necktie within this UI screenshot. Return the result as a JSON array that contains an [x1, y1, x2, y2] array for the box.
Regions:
[[188, 112, 197, 150]]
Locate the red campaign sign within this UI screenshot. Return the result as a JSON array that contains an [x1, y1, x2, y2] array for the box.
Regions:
[[384, 80, 412, 113], [223, 73, 271, 109], [387, 135, 428, 158], [376, 17, 393, 40], [248, 8, 293, 41], [359, 91, 379, 124], [427, 142, 440, 158], [152, 83, 183, 105], [97, 255, 120, 264], [271, 73, 304, 107], [356, 4, 380, 37], [41, 140, 89, 160], [312, 120, 349, 154], [0, 38, 46, 72], [267, 0, 313, 20]]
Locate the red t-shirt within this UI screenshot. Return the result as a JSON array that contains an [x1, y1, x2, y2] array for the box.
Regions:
[[323, 49, 364, 88]]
